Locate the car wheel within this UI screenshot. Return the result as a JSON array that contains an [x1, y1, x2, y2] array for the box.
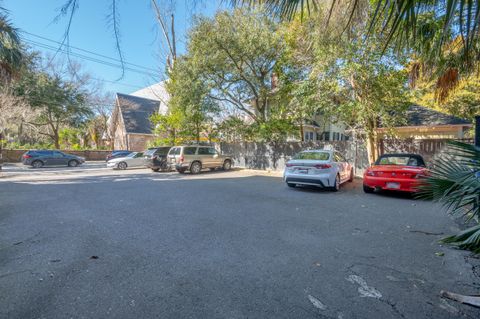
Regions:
[[222, 159, 232, 171], [151, 168, 160, 172], [160, 163, 170, 172], [68, 160, 79, 167], [117, 162, 127, 170], [348, 168, 354, 182], [332, 174, 340, 192], [287, 183, 296, 188], [363, 184, 374, 193], [32, 160, 43, 168], [190, 161, 202, 174]]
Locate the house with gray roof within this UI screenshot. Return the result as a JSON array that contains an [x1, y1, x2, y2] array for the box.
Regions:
[[376, 105, 472, 139], [109, 93, 162, 151], [309, 104, 472, 142], [109, 81, 170, 151]]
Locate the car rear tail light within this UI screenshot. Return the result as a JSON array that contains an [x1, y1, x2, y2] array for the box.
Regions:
[[23, 154, 32, 159], [314, 164, 331, 169], [286, 163, 294, 167], [179, 155, 184, 163]]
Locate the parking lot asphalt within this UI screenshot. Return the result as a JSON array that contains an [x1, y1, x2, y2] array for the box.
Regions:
[[0, 163, 479, 318]]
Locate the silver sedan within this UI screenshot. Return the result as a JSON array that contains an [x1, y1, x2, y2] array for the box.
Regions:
[[107, 152, 145, 170]]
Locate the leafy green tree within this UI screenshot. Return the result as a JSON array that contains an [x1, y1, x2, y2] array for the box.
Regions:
[[217, 116, 254, 142], [186, 9, 285, 123], [165, 56, 218, 143], [150, 109, 184, 146], [285, 14, 410, 162], [13, 71, 92, 148], [59, 127, 81, 149], [442, 80, 480, 125], [319, 43, 410, 163], [414, 77, 480, 128], [234, 1, 480, 101]]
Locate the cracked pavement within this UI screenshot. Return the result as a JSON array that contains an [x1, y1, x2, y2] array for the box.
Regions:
[[0, 163, 479, 318]]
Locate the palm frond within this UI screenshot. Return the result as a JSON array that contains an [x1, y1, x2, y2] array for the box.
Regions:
[[0, 13, 23, 80], [231, 0, 318, 19], [441, 224, 480, 253], [417, 141, 480, 252]]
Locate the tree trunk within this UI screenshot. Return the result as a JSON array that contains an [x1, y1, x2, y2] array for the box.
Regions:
[[53, 124, 60, 149], [300, 123, 304, 142], [54, 131, 60, 149], [365, 130, 380, 164], [366, 132, 375, 164], [365, 117, 380, 164], [196, 123, 200, 144]]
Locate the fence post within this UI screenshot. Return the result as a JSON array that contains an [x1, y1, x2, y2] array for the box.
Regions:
[[0, 132, 2, 170], [475, 115, 480, 147]]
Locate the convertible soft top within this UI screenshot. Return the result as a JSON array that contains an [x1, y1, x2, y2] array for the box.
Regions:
[[375, 153, 426, 167]]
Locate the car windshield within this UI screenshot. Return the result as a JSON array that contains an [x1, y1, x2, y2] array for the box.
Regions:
[[293, 151, 330, 160], [156, 147, 170, 155], [144, 149, 157, 156], [376, 155, 423, 167]]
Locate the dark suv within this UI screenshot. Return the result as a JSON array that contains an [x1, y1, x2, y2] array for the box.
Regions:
[[144, 147, 172, 172], [22, 150, 85, 168]]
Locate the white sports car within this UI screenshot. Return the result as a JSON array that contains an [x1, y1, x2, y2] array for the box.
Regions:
[[107, 152, 145, 170], [283, 149, 354, 191]]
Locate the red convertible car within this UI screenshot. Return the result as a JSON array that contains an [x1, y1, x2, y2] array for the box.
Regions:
[[363, 153, 428, 194]]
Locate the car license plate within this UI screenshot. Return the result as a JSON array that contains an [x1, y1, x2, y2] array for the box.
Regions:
[[297, 169, 308, 174], [386, 182, 400, 189]]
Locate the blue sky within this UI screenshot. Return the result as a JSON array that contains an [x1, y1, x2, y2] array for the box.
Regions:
[[4, 0, 224, 95]]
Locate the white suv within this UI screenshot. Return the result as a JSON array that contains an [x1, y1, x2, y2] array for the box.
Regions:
[[167, 145, 233, 174]]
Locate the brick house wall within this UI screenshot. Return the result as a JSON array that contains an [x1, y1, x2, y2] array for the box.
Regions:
[[126, 133, 155, 151]]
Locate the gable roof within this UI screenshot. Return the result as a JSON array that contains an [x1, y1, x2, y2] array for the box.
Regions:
[[131, 81, 169, 115], [402, 105, 471, 127], [116, 93, 160, 134]]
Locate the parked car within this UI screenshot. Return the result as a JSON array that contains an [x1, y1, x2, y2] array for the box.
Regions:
[[106, 152, 145, 170], [22, 150, 85, 168], [167, 145, 232, 174], [144, 146, 172, 172], [106, 150, 132, 162], [363, 153, 428, 194], [283, 149, 353, 191]]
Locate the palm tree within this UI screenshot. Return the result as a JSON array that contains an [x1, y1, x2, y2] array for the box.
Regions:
[[233, 0, 480, 100], [0, 9, 23, 81], [417, 141, 480, 252]]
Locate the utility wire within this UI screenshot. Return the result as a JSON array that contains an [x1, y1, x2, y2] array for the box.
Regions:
[[21, 37, 159, 78], [87, 77, 144, 89], [20, 30, 161, 73]]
